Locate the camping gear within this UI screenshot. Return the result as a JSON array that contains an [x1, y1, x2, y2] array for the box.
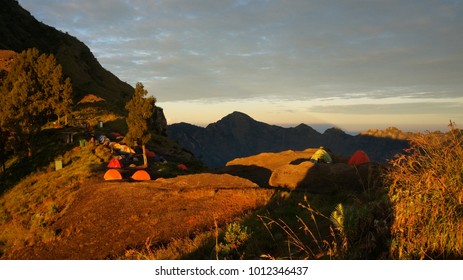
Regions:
[[108, 132, 123, 141], [107, 158, 123, 168], [310, 147, 333, 163], [145, 149, 156, 158], [55, 156, 63, 171], [98, 135, 110, 145], [348, 150, 371, 165], [104, 169, 122, 180], [131, 170, 151, 181], [178, 163, 188, 171], [112, 143, 135, 155]]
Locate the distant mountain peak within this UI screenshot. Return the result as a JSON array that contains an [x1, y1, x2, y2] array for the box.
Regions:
[[168, 112, 409, 167], [324, 127, 347, 136], [221, 111, 255, 122]]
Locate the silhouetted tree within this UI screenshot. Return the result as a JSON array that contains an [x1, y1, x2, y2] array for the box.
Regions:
[[125, 82, 155, 167], [0, 48, 73, 157]]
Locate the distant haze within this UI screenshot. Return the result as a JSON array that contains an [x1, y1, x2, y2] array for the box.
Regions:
[[19, 0, 463, 131]]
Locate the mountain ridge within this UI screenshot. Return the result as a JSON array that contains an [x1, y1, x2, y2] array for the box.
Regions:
[[0, 0, 133, 108], [167, 111, 410, 167]]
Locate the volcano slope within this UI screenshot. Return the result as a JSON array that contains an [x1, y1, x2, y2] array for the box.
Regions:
[[4, 174, 273, 260]]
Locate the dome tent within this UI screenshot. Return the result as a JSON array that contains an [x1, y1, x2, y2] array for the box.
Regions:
[[131, 170, 151, 181], [348, 150, 371, 165], [107, 158, 123, 168], [309, 147, 333, 164], [104, 169, 123, 180]]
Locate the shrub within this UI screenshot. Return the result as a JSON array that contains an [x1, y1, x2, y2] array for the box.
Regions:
[[216, 222, 251, 260], [387, 122, 463, 259]]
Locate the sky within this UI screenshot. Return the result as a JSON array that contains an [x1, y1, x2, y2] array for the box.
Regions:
[[18, 0, 463, 133]]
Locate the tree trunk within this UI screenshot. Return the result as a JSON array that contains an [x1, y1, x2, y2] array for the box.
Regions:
[[0, 157, 5, 174], [142, 144, 148, 168], [27, 142, 32, 158]]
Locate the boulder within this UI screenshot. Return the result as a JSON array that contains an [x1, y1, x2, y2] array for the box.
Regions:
[[269, 162, 383, 193], [269, 161, 315, 189], [151, 106, 167, 136]]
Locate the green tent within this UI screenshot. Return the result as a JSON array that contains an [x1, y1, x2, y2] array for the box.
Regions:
[[310, 147, 332, 163]]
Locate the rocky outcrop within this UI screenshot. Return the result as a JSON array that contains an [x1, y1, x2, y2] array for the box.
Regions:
[[269, 161, 383, 193], [151, 106, 167, 136], [223, 148, 384, 193]]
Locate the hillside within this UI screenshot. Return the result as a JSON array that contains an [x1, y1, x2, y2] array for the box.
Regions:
[[167, 111, 409, 167], [0, 0, 133, 110], [3, 173, 272, 259]]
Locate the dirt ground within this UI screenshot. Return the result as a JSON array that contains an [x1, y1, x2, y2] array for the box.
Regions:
[[5, 174, 274, 259]]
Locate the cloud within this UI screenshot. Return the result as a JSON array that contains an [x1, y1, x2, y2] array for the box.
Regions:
[[18, 0, 463, 105], [308, 101, 463, 115]]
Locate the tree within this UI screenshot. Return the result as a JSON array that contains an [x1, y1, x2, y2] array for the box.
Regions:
[[125, 82, 155, 167], [0, 48, 73, 157]]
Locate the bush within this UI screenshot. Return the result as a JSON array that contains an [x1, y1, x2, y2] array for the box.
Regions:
[[216, 222, 251, 260], [387, 122, 463, 259]]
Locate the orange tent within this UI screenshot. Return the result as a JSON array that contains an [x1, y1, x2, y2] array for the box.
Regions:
[[348, 150, 371, 165], [107, 158, 123, 168], [104, 169, 123, 180], [131, 170, 151, 181]]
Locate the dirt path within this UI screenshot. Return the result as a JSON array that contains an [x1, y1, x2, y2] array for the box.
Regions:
[[6, 174, 273, 259]]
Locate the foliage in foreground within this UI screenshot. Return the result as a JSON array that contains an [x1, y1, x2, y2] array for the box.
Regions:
[[387, 122, 463, 259]]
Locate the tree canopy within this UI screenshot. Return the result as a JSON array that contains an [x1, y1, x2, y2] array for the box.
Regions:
[[125, 82, 155, 167], [0, 48, 73, 157]]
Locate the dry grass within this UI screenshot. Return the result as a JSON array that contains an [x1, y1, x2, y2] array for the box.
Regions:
[[2, 172, 273, 259], [259, 197, 344, 260], [0, 144, 109, 257], [387, 122, 463, 259]]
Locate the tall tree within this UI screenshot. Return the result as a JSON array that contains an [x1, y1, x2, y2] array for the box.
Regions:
[[125, 82, 155, 167], [0, 48, 73, 157]]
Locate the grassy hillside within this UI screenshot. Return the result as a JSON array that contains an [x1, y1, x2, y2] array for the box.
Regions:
[[2, 122, 461, 260], [0, 120, 203, 256], [0, 0, 134, 113]]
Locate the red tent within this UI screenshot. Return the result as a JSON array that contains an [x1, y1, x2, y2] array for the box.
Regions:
[[107, 158, 123, 168], [177, 163, 188, 171], [348, 150, 371, 165], [145, 149, 156, 158]]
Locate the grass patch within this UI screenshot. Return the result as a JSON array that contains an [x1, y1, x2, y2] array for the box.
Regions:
[[0, 141, 109, 254], [387, 122, 463, 259]]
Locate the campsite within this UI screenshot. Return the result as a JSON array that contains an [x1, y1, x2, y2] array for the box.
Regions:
[[0, 128, 389, 259], [1, 0, 463, 261], [1, 111, 462, 260]]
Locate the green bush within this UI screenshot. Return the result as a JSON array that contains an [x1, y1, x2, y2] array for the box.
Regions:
[[216, 222, 251, 260]]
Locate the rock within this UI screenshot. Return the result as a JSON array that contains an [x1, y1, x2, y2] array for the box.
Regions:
[[151, 106, 167, 136], [269, 161, 315, 189], [270, 162, 384, 193]]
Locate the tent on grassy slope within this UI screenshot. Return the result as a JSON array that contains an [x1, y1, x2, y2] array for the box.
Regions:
[[104, 169, 123, 180], [131, 170, 151, 181], [145, 148, 156, 158], [107, 158, 123, 168], [309, 147, 333, 164], [178, 163, 188, 171], [348, 150, 371, 165]]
